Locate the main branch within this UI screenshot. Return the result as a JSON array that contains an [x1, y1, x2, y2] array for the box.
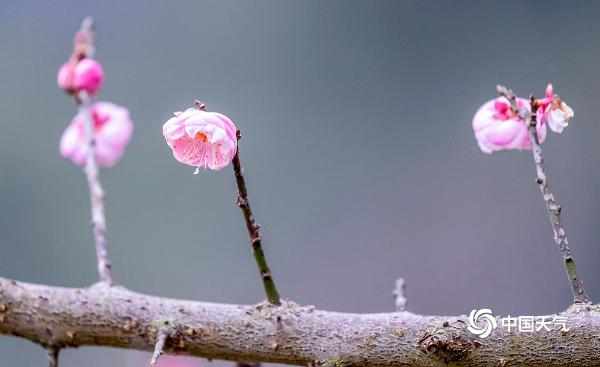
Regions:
[[1, 277, 599, 366]]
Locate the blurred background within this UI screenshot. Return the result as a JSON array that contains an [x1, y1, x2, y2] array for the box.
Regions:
[[1, 1, 599, 366]]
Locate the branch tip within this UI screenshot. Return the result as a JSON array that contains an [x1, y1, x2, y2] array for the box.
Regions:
[[393, 277, 407, 312], [81, 16, 95, 31]]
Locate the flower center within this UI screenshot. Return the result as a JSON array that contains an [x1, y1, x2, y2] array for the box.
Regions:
[[92, 110, 110, 129], [196, 132, 208, 142], [493, 100, 517, 120]]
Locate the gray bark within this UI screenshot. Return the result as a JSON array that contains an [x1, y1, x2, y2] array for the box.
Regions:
[[1, 277, 599, 366]]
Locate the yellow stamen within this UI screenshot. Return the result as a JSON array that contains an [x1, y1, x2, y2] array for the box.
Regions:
[[196, 132, 208, 142]]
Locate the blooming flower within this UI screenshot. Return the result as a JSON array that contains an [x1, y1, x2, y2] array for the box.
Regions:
[[57, 58, 104, 95], [546, 101, 574, 133], [538, 84, 574, 134], [472, 96, 547, 153], [60, 101, 133, 166], [162, 107, 237, 173]]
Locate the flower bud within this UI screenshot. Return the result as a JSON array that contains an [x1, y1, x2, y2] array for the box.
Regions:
[[473, 97, 546, 153], [57, 58, 104, 95]]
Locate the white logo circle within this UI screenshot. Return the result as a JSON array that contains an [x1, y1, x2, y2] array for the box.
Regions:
[[467, 309, 497, 338]]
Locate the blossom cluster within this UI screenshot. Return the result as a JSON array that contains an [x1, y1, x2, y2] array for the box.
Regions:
[[58, 29, 133, 167], [472, 84, 573, 153]]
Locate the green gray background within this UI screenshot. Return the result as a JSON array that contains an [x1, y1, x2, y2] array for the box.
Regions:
[[1, 1, 599, 366]]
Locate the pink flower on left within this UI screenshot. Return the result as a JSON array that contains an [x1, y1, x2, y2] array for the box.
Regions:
[[473, 96, 546, 153], [60, 101, 133, 167]]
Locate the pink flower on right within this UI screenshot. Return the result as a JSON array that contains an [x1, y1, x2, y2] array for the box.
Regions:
[[538, 83, 575, 134], [473, 84, 573, 153], [162, 107, 238, 172]]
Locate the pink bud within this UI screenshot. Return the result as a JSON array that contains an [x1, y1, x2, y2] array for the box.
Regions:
[[472, 97, 546, 153], [163, 108, 237, 172], [545, 83, 554, 99], [60, 101, 133, 167], [73, 59, 104, 94], [57, 62, 76, 92], [536, 83, 554, 110], [57, 58, 104, 95]]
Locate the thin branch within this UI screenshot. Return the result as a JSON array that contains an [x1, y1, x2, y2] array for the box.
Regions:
[[392, 278, 407, 312], [231, 130, 281, 305], [525, 95, 589, 303], [496, 85, 589, 303], [74, 18, 114, 285], [1, 276, 599, 366], [149, 330, 168, 367], [79, 91, 113, 285], [47, 346, 60, 367]]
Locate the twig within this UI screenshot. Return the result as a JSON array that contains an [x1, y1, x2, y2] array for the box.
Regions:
[[232, 130, 281, 305], [497, 85, 589, 302], [393, 278, 407, 312], [149, 330, 167, 367], [79, 91, 113, 285], [75, 18, 113, 285], [47, 346, 60, 367], [525, 95, 589, 303]]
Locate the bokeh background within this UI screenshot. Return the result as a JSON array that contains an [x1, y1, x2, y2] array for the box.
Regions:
[[1, 1, 599, 366]]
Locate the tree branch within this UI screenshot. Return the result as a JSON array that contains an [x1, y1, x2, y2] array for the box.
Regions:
[[74, 18, 114, 285], [232, 130, 281, 305], [496, 85, 589, 303], [1, 276, 599, 366], [79, 90, 113, 285], [525, 95, 588, 303]]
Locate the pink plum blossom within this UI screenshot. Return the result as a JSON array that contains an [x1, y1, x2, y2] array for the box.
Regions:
[[163, 107, 238, 173], [473, 96, 547, 153], [57, 58, 104, 95], [537, 84, 574, 134], [60, 101, 133, 167]]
